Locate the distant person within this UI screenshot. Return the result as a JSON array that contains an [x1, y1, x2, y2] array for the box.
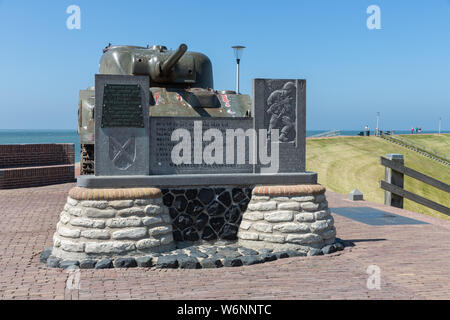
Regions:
[[365, 125, 370, 136], [411, 127, 414, 134]]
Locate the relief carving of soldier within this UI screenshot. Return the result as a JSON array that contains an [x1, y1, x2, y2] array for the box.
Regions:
[[266, 81, 296, 142]]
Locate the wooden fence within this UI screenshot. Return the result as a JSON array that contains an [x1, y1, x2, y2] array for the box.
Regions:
[[380, 154, 450, 216]]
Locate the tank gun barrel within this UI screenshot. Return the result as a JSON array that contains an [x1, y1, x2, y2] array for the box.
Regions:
[[161, 43, 188, 74]]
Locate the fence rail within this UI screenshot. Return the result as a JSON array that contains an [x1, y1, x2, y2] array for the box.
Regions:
[[380, 154, 450, 216]]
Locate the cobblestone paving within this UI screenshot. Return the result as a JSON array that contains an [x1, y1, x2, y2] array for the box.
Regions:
[[0, 183, 449, 299]]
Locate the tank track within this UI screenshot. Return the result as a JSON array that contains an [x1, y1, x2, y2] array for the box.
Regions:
[[80, 144, 94, 175]]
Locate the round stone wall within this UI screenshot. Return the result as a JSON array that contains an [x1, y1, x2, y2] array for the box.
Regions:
[[237, 185, 336, 252], [51, 187, 175, 261]]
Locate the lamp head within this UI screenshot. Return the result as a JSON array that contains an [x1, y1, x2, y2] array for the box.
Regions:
[[232, 45, 246, 61]]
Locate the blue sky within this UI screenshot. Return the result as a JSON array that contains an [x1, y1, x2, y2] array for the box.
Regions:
[[0, 0, 449, 130]]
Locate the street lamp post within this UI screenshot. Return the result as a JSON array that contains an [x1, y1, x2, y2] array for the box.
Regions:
[[376, 112, 380, 136], [232, 45, 245, 94], [439, 117, 442, 135]]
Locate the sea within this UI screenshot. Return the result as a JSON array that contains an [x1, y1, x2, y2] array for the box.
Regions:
[[0, 129, 448, 163]]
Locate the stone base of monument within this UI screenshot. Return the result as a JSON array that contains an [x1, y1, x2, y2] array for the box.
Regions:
[[50, 187, 175, 262], [237, 185, 336, 254], [44, 184, 345, 269]]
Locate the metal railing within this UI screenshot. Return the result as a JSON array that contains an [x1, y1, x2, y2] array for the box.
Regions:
[[309, 130, 341, 138], [380, 134, 449, 166]]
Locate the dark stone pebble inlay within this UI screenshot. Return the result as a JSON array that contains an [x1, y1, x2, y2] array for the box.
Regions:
[[42, 242, 345, 270]]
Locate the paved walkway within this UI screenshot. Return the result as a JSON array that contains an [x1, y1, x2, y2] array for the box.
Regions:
[[0, 182, 449, 300]]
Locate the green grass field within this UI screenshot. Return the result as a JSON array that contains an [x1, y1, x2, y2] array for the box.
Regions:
[[306, 134, 450, 220], [395, 133, 450, 158]]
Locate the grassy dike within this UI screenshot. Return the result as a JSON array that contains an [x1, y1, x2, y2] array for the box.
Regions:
[[305, 134, 450, 220], [396, 134, 450, 158]]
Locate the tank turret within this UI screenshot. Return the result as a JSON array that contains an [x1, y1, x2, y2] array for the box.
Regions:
[[99, 43, 213, 89]]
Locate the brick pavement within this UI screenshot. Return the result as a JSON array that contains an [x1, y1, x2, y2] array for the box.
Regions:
[[0, 182, 449, 300]]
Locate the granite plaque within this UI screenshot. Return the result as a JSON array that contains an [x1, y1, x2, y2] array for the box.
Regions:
[[149, 117, 254, 175], [253, 79, 306, 173], [94, 75, 150, 176]]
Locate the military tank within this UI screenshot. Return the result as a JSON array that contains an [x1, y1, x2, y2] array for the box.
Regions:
[[78, 43, 252, 175]]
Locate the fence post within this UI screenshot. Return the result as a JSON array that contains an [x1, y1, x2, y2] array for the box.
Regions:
[[384, 154, 404, 208]]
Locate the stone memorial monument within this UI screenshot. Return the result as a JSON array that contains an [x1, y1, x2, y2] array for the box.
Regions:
[[44, 43, 342, 270], [94, 75, 150, 176], [253, 79, 306, 173], [237, 79, 335, 252]]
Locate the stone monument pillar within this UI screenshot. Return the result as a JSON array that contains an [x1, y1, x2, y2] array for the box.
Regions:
[[49, 75, 175, 267], [51, 187, 175, 265], [238, 185, 335, 253], [238, 79, 336, 253]]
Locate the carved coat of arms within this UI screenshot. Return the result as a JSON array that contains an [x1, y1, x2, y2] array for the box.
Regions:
[[109, 136, 136, 170]]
